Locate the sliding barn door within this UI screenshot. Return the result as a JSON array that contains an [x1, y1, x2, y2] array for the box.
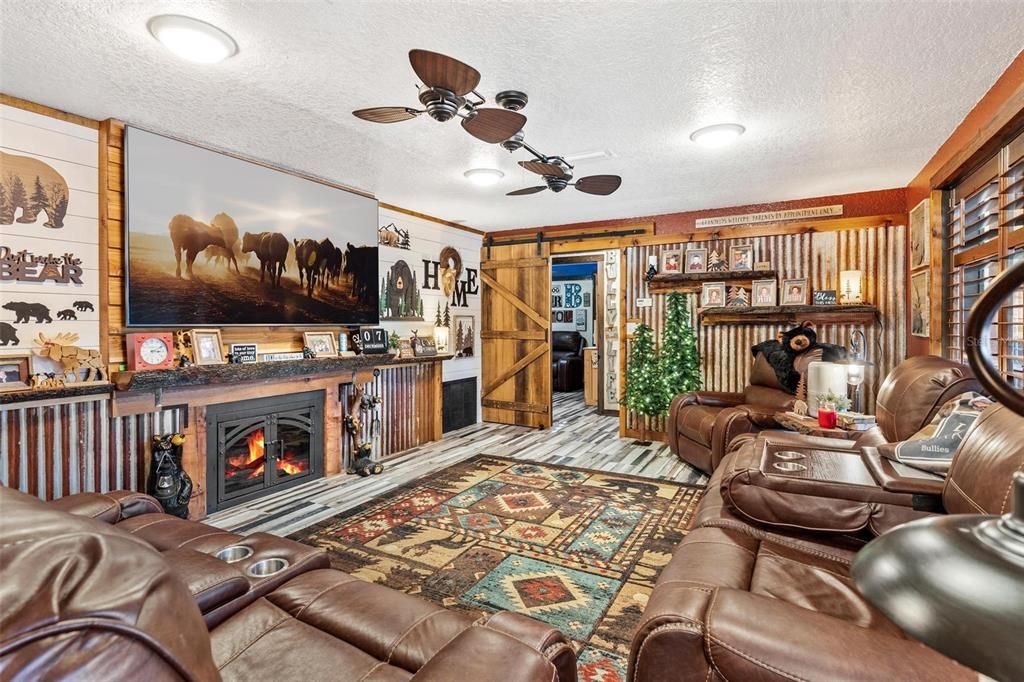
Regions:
[[481, 243, 551, 428]]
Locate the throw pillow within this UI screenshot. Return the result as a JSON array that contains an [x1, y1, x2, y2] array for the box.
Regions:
[[878, 392, 994, 474]]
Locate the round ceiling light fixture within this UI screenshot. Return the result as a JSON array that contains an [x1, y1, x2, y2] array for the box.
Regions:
[[690, 123, 746, 148], [463, 168, 505, 186], [148, 15, 238, 64]]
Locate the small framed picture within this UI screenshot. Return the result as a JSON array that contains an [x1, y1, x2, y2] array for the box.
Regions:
[[303, 331, 337, 357], [0, 355, 32, 393], [684, 248, 707, 273], [660, 250, 683, 274], [701, 282, 726, 308], [189, 329, 225, 365], [781, 279, 808, 306], [752, 280, 777, 307], [729, 244, 753, 271]]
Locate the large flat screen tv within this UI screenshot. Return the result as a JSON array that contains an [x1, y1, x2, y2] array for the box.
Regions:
[[125, 127, 379, 326]]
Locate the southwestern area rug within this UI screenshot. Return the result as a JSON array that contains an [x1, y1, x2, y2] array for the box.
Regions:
[[290, 455, 704, 682]]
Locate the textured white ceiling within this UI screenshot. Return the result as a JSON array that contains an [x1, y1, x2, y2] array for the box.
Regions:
[[2, 1, 1022, 231]]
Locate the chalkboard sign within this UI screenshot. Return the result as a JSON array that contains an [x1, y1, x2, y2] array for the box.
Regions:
[[813, 290, 838, 305], [356, 328, 389, 354], [229, 343, 258, 364], [413, 337, 438, 357]]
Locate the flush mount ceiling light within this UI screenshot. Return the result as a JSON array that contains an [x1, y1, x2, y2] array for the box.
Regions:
[[148, 15, 238, 64], [689, 123, 746, 148], [463, 168, 505, 186]]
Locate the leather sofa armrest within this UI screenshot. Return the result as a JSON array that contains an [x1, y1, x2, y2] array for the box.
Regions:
[[48, 490, 163, 524], [477, 612, 576, 682], [162, 547, 250, 615], [674, 390, 745, 409], [861, 447, 946, 496], [410, 625, 561, 682]]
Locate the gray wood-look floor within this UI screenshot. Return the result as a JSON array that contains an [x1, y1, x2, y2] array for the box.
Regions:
[[207, 391, 706, 536]]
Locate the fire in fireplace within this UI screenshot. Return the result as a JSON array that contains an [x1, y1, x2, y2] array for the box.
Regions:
[[207, 392, 324, 512]]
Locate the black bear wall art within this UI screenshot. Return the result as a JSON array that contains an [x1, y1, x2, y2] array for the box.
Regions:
[[124, 127, 379, 326]]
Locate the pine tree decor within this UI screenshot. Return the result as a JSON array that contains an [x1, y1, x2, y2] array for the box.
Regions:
[[624, 323, 668, 443], [660, 292, 702, 399]]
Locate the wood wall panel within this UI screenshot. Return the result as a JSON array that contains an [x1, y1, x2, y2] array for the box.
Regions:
[[619, 223, 906, 440]]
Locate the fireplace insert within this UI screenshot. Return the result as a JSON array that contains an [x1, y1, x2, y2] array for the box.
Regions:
[[206, 391, 324, 512]]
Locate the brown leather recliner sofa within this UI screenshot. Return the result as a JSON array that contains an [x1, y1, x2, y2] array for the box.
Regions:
[[0, 487, 577, 682], [551, 331, 586, 392], [630, 402, 1024, 682], [668, 353, 796, 474]]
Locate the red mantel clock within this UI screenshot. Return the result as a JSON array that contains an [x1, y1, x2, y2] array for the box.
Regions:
[[126, 333, 176, 370]]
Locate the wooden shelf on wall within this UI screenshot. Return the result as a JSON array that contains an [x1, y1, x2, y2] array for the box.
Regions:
[[647, 270, 778, 293], [698, 304, 880, 326]]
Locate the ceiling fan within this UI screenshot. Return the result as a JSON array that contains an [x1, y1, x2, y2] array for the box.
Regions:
[[506, 156, 622, 197], [352, 49, 527, 144]]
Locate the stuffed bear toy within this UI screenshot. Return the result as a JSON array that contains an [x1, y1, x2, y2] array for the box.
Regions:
[[751, 321, 847, 395]]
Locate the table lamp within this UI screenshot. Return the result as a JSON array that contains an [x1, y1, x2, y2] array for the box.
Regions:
[[843, 329, 872, 413], [839, 270, 864, 304], [852, 259, 1024, 682]]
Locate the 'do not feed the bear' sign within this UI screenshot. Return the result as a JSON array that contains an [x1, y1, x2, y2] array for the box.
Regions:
[[0, 104, 100, 375]]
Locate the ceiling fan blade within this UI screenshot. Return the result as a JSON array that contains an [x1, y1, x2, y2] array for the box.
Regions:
[[518, 160, 568, 178], [507, 186, 548, 196], [408, 49, 481, 96], [352, 107, 421, 123], [575, 174, 622, 195], [462, 108, 527, 144]]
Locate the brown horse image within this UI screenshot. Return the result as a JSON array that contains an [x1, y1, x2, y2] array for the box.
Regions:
[[241, 231, 288, 287], [168, 214, 229, 279], [204, 212, 242, 274], [294, 238, 320, 297]]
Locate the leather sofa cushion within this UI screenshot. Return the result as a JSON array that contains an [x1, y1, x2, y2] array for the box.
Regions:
[[677, 404, 720, 448], [163, 547, 251, 614]]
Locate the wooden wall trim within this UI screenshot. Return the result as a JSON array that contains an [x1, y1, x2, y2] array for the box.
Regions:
[[485, 221, 655, 242], [379, 202, 483, 235], [0, 93, 100, 129]]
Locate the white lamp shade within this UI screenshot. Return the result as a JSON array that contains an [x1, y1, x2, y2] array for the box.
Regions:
[[806, 361, 849, 416], [840, 270, 865, 304]]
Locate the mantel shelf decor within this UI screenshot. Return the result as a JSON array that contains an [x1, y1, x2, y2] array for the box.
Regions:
[[0, 382, 112, 407], [113, 353, 453, 393], [648, 270, 779, 294], [698, 304, 880, 326]]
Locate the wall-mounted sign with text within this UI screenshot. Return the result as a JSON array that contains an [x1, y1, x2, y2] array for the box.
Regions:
[[695, 204, 843, 229]]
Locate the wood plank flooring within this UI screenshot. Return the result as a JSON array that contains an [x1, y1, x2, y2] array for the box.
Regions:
[[207, 391, 706, 536]]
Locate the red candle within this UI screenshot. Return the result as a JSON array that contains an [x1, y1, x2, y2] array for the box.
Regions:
[[818, 404, 838, 429]]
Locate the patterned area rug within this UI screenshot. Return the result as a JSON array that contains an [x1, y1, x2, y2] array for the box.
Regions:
[[290, 455, 704, 681]]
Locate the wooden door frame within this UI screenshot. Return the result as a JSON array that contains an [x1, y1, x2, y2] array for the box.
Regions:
[[551, 253, 605, 415]]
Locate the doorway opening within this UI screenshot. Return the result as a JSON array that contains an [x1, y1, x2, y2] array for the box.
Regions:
[[551, 255, 604, 425]]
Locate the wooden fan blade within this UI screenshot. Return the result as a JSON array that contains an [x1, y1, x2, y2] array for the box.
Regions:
[[507, 186, 548, 196], [461, 108, 527, 144], [518, 160, 568, 178], [352, 107, 421, 123], [409, 49, 481, 96], [575, 174, 622, 195]]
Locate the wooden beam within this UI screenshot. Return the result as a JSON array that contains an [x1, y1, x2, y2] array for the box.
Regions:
[[482, 343, 549, 398], [482, 398, 549, 414], [480, 330, 547, 340], [480, 271, 550, 329], [481, 256, 549, 270], [485, 221, 654, 242], [380, 201, 484, 235], [0, 93, 100, 129]]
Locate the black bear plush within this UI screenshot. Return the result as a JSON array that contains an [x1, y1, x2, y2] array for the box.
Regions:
[[751, 321, 847, 394]]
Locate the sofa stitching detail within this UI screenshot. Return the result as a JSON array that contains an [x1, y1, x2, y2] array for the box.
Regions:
[[216, 608, 292, 670], [706, 634, 810, 682], [945, 478, 986, 514], [998, 463, 1024, 514], [704, 589, 731, 682], [757, 549, 853, 584], [384, 609, 448, 664], [633, 621, 704, 682], [357, 661, 386, 682], [286, 579, 352, 619]]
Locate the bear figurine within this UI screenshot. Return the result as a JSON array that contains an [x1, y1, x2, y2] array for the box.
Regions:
[[752, 322, 847, 395]]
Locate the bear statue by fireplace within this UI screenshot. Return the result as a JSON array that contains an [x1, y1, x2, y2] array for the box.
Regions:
[[147, 433, 193, 518]]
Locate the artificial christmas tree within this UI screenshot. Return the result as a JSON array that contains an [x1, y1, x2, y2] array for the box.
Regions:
[[624, 323, 668, 444], [660, 292, 702, 399]]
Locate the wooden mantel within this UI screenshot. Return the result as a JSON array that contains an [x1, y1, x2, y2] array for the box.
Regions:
[[698, 304, 880, 326]]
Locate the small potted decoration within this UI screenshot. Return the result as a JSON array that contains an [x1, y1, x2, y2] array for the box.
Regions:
[[387, 331, 401, 355]]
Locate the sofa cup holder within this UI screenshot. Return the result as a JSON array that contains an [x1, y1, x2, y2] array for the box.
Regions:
[[245, 557, 291, 578], [773, 461, 808, 472], [775, 450, 806, 461], [215, 545, 254, 563]]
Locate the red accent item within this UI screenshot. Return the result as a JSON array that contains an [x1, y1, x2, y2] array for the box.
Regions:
[[818, 406, 838, 429]]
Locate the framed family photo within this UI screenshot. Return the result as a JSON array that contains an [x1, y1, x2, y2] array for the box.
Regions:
[[781, 278, 808, 306], [701, 282, 726, 308], [660, 250, 683, 274], [684, 248, 707, 273], [189, 329, 225, 365], [729, 244, 753, 271], [304, 331, 338, 356], [752, 280, 777, 307]]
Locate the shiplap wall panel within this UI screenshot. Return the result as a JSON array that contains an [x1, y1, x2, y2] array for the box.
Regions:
[[621, 225, 906, 437], [1, 399, 182, 500]]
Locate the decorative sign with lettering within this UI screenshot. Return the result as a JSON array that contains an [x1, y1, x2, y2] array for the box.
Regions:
[[1, 104, 100, 375], [413, 337, 438, 357], [356, 327, 389, 354], [260, 351, 304, 362], [229, 343, 258, 364], [696, 204, 843, 229], [813, 290, 838, 305]]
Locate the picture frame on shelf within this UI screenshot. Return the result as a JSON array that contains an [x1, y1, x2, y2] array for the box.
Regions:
[[701, 282, 726, 308], [910, 198, 929, 270], [752, 280, 777, 307], [189, 329, 225, 365], [0, 355, 32, 393], [781, 278, 808, 306], [453, 315, 475, 358], [911, 270, 930, 337], [684, 248, 707, 273], [660, 250, 682, 274], [729, 244, 753, 271], [303, 331, 337, 357]]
